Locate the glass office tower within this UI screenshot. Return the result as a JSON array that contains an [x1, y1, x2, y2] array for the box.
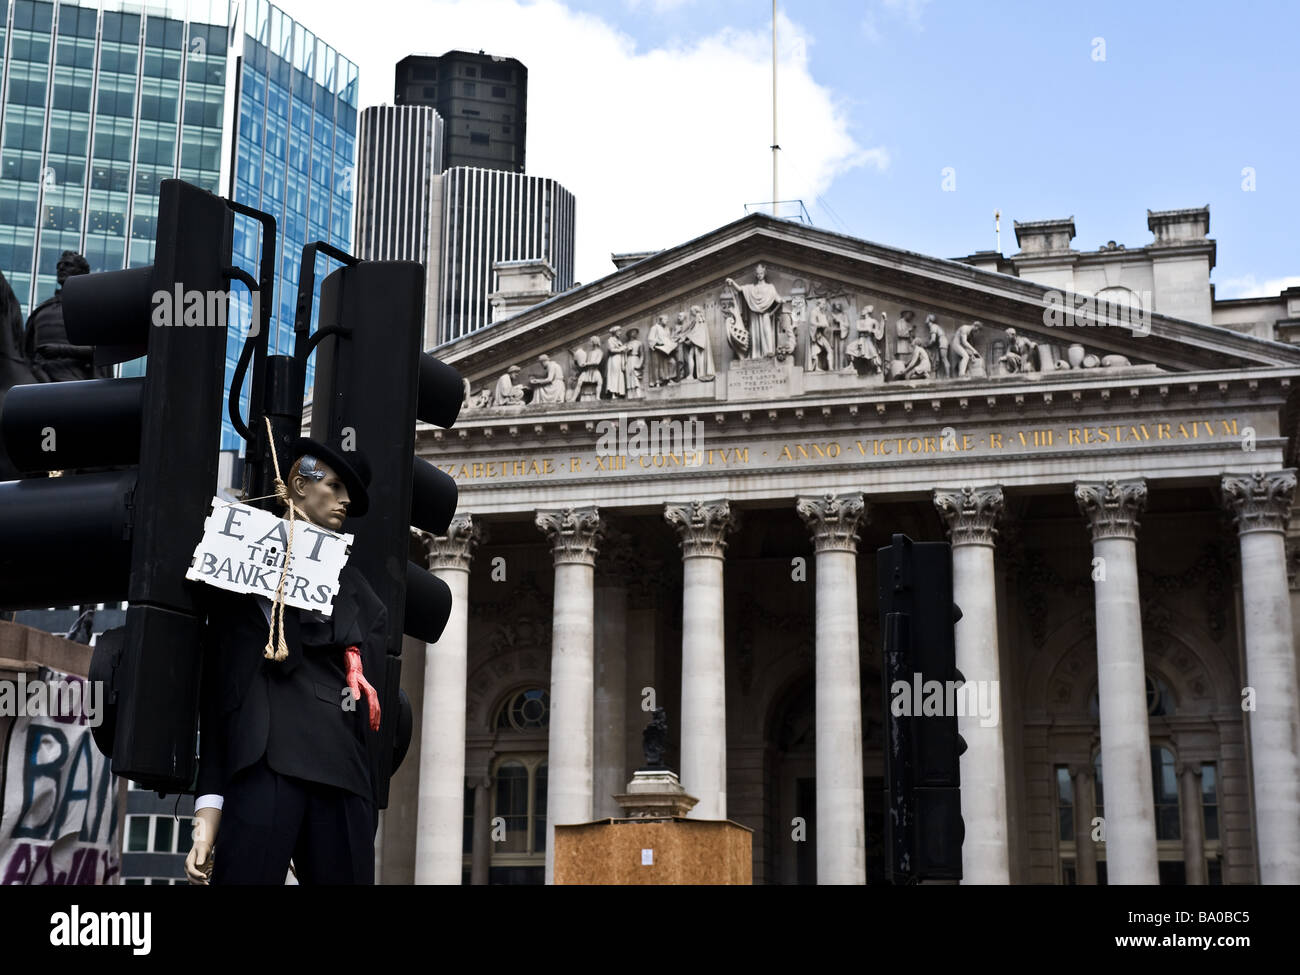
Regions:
[[226, 0, 357, 451], [0, 0, 358, 455], [0, 0, 228, 314]]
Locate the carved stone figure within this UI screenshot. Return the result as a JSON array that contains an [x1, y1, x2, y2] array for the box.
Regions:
[[952, 320, 983, 377], [828, 299, 850, 371], [625, 327, 644, 398], [776, 309, 798, 361], [493, 365, 527, 406], [570, 336, 605, 401], [725, 263, 784, 359], [926, 314, 950, 379], [462, 377, 491, 410], [682, 305, 716, 381], [647, 314, 677, 387], [721, 289, 748, 358], [806, 298, 832, 372], [673, 311, 690, 381], [1101, 353, 1132, 368], [1000, 327, 1038, 374], [902, 338, 932, 380], [889, 310, 917, 380], [529, 353, 566, 404], [845, 304, 885, 376], [606, 325, 628, 398]]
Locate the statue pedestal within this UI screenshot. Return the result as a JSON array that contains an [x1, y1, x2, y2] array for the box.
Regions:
[[553, 818, 752, 885], [553, 769, 752, 884]]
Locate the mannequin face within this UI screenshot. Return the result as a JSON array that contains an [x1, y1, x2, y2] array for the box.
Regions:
[[290, 458, 351, 531]]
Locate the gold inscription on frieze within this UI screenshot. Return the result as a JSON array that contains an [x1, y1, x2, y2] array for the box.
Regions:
[[439, 417, 1244, 480]]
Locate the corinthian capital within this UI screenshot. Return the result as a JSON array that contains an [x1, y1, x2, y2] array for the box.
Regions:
[[1074, 478, 1147, 542], [1222, 469, 1297, 535], [664, 500, 738, 559], [933, 485, 1004, 547], [415, 514, 484, 572], [796, 493, 866, 553], [535, 506, 604, 566]]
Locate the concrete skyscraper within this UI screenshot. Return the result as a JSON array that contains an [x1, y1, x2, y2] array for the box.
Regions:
[[395, 51, 526, 173]]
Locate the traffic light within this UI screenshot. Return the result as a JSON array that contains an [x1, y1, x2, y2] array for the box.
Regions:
[[0, 179, 248, 792], [306, 257, 461, 806], [878, 533, 966, 883]]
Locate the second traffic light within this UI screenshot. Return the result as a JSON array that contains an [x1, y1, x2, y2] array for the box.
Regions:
[[307, 258, 462, 807], [878, 533, 966, 883]]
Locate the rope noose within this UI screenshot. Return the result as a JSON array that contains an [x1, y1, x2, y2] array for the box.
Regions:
[[263, 416, 298, 662]]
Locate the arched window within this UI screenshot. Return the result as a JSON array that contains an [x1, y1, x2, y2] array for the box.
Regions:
[[496, 688, 550, 731]]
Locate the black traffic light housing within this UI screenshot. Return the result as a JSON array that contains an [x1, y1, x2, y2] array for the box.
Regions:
[[0, 180, 253, 792], [878, 533, 966, 883], [306, 258, 462, 807]]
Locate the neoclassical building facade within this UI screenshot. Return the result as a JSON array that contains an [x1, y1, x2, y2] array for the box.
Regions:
[[375, 210, 1300, 884]]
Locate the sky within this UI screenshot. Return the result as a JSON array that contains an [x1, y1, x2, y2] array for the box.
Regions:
[[275, 0, 1300, 297]]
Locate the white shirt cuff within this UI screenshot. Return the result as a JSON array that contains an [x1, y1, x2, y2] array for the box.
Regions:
[[195, 794, 224, 812]]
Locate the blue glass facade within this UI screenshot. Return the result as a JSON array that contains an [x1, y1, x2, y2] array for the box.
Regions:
[[0, 0, 358, 456], [0, 0, 228, 316], [225, 0, 357, 451]]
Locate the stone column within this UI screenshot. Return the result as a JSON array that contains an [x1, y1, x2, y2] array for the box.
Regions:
[[664, 500, 737, 820], [1075, 478, 1158, 884], [593, 531, 634, 820], [536, 506, 604, 884], [1222, 470, 1300, 884], [795, 493, 867, 885], [414, 515, 482, 885], [470, 775, 491, 885], [933, 485, 1010, 884], [1072, 765, 1098, 885], [1178, 762, 1207, 885]]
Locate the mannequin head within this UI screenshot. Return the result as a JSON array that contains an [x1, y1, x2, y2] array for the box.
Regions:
[[283, 454, 351, 531]]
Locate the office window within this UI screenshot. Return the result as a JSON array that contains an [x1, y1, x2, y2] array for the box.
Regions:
[[463, 81, 476, 95], [491, 86, 506, 98], [470, 132, 489, 145]]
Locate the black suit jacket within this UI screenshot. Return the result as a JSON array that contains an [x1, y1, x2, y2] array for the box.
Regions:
[[196, 564, 388, 803]]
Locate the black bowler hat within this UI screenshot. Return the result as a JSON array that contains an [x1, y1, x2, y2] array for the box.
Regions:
[[290, 437, 372, 518]]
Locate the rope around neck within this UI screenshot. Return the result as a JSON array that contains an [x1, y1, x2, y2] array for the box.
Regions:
[[262, 416, 298, 662]]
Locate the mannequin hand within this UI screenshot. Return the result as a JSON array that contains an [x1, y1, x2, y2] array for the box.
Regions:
[[344, 646, 381, 731], [185, 808, 221, 885]]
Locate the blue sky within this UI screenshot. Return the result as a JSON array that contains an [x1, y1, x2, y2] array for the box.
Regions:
[[579, 0, 1300, 295], [284, 0, 1299, 295]]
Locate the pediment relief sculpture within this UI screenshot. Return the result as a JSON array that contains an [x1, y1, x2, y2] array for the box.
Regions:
[[460, 261, 1162, 410]]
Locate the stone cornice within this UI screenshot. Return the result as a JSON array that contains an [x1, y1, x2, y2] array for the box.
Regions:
[[1075, 478, 1148, 542], [1221, 469, 1297, 535], [664, 499, 738, 559], [414, 514, 484, 572], [425, 370, 1296, 450], [933, 485, 1004, 547], [535, 506, 604, 566], [795, 492, 867, 553]]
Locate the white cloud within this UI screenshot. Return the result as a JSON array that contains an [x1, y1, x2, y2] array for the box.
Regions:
[[1216, 274, 1300, 299], [862, 0, 932, 42], [268, 0, 873, 284]]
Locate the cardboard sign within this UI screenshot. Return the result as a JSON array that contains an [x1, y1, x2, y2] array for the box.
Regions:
[[186, 497, 352, 616]]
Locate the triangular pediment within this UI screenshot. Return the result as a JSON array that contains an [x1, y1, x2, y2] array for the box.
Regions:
[[441, 215, 1300, 412]]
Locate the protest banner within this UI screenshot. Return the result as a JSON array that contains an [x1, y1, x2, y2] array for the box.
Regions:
[[0, 666, 120, 885]]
